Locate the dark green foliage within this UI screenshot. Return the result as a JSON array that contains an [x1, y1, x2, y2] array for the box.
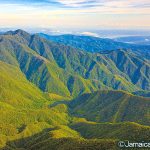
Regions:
[[1, 30, 150, 95], [39, 33, 150, 53], [0, 61, 47, 109], [133, 90, 150, 97], [103, 49, 150, 90], [0, 30, 150, 149], [1, 129, 117, 150], [114, 36, 150, 45], [69, 90, 150, 125], [71, 122, 150, 141]]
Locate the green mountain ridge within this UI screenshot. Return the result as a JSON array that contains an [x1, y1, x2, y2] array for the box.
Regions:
[[0, 61, 47, 109], [1, 30, 150, 96], [39, 33, 150, 56], [69, 90, 150, 125], [71, 121, 150, 141], [0, 29, 150, 149]]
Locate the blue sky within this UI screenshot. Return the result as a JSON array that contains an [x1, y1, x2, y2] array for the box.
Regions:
[[0, 0, 150, 30]]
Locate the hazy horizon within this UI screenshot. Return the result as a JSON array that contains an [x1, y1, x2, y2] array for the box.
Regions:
[[0, 27, 150, 39], [0, 0, 150, 30]]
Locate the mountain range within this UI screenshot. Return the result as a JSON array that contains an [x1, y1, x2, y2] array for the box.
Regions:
[[39, 33, 150, 58], [0, 29, 150, 150], [114, 36, 150, 45]]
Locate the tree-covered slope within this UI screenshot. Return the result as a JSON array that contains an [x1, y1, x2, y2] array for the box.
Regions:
[[69, 90, 150, 125], [114, 36, 150, 45], [39, 33, 150, 53], [2, 132, 117, 150], [3, 121, 150, 150], [37, 32, 150, 92], [71, 121, 150, 141], [0, 29, 150, 150], [0, 30, 145, 97], [0, 61, 73, 148], [0, 31, 106, 97], [0, 61, 47, 109], [103, 49, 150, 90]]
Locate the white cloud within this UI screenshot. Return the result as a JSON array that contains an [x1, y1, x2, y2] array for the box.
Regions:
[[55, 0, 150, 8], [81, 32, 99, 37], [57, 0, 86, 6], [55, 0, 100, 7], [0, 0, 149, 29]]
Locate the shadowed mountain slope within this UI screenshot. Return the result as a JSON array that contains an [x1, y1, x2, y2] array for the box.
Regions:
[[71, 121, 150, 141], [39, 33, 150, 53], [69, 90, 150, 125], [38, 33, 150, 91], [0, 29, 150, 150], [1, 30, 150, 95], [0, 61, 47, 109]]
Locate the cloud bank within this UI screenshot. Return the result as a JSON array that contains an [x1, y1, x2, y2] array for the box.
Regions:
[[0, 0, 149, 29]]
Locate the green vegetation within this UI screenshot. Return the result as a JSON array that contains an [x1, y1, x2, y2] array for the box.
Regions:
[[0, 61, 47, 109], [69, 90, 150, 125], [71, 121, 150, 141], [0, 30, 150, 149], [1, 30, 150, 96], [38, 33, 150, 53]]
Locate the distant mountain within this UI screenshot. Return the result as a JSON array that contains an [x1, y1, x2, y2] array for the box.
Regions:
[[0, 31, 99, 97], [114, 36, 150, 45], [1, 30, 150, 96], [0, 29, 150, 149], [38, 33, 150, 53]]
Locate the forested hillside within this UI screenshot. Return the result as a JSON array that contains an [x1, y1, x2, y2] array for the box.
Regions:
[[0, 30, 149, 150]]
